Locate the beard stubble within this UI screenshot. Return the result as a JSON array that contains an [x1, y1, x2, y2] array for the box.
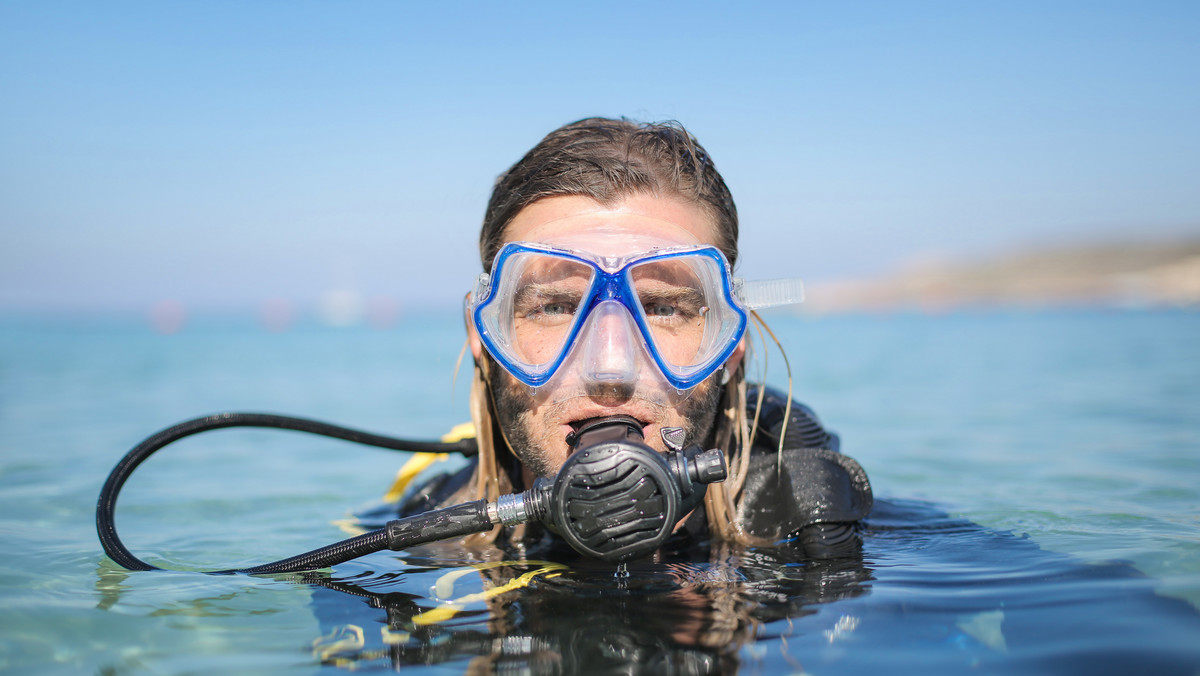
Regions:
[[487, 358, 725, 480]]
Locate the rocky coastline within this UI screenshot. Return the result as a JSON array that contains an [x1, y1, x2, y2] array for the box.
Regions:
[[803, 237, 1200, 314]]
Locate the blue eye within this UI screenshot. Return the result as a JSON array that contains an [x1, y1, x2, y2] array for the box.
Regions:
[[541, 302, 575, 316], [645, 303, 677, 317]]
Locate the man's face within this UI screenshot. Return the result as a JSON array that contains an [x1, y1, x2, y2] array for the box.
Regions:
[[469, 194, 745, 484]]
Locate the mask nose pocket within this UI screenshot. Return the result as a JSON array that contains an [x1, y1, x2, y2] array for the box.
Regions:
[[577, 301, 641, 388]]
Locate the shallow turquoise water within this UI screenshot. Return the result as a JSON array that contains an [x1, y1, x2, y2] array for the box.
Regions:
[[1, 310, 1198, 673]]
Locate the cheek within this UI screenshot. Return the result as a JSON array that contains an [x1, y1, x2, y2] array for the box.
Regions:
[[491, 367, 534, 418], [491, 366, 559, 445], [677, 379, 724, 444], [724, 337, 746, 371], [513, 323, 570, 365]]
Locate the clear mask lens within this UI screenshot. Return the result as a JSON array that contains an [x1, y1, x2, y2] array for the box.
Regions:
[[471, 243, 795, 391]]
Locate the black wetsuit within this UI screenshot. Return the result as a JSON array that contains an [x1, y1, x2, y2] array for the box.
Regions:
[[387, 386, 873, 558]]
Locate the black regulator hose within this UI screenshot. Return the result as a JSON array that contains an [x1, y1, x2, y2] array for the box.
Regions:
[[231, 500, 495, 575], [99, 413, 726, 573], [96, 412, 478, 573]]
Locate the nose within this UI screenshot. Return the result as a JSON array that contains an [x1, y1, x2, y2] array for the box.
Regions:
[[579, 301, 639, 399]]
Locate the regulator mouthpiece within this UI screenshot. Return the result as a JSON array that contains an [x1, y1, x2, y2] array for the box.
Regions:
[[541, 416, 727, 562]]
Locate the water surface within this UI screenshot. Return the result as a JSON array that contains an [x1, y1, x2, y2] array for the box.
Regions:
[[1, 310, 1197, 673]]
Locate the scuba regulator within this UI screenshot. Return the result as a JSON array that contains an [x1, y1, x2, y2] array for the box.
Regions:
[[499, 415, 726, 561], [97, 413, 727, 574]]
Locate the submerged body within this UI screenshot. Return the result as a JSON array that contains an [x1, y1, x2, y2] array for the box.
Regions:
[[310, 386, 1200, 673], [312, 496, 1200, 674]]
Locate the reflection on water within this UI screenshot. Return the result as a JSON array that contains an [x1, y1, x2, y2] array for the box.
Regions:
[[87, 494, 1200, 672], [303, 540, 872, 674], [82, 499, 1200, 674], [283, 498, 1200, 675]]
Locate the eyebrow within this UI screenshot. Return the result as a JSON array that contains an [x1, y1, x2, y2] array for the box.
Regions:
[[637, 285, 706, 308], [512, 283, 584, 308]]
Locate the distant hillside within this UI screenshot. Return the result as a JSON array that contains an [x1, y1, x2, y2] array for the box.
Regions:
[[804, 238, 1200, 313]]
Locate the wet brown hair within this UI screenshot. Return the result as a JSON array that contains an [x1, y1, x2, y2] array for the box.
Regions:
[[479, 117, 739, 272]]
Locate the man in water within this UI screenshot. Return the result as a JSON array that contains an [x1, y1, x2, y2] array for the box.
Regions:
[[399, 117, 871, 555]]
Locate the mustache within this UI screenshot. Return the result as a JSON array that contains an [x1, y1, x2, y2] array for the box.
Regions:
[[538, 394, 673, 427]]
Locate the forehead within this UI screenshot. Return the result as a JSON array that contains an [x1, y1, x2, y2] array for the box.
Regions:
[[503, 194, 718, 258]]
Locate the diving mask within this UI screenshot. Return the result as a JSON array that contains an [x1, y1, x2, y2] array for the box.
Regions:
[[468, 242, 805, 390]]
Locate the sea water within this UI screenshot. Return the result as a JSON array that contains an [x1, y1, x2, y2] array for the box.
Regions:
[[0, 309, 1197, 674]]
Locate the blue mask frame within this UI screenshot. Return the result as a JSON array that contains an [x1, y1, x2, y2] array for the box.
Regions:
[[470, 242, 749, 390]]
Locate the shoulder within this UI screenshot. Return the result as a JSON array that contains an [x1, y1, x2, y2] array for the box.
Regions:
[[745, 385, 841, 453], [738, 386, 873, 544]]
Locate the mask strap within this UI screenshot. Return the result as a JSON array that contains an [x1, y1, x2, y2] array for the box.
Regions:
[[736, 278, 805, 309]]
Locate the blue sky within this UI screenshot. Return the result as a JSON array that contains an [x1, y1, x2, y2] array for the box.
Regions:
[[2, 1, 1198, 314]]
